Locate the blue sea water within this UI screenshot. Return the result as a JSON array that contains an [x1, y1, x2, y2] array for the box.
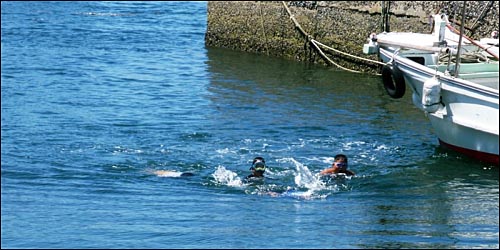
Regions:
[[1, 1, 498, 249]]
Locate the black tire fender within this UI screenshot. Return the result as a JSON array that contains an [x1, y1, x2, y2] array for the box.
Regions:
[[381, 63, 406, 99]]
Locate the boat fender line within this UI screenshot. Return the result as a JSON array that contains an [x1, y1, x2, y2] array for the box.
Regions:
[[421, 76, 442, 113], [381, 63, 405, 99]]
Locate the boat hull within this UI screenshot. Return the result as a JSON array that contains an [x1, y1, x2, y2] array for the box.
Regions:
[[430, 114, 499, 165], [379, 47, 499, 165]]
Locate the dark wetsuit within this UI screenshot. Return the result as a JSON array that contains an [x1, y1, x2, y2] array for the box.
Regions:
[[245, 174, 263, 179], [244, 173, 265, 183]]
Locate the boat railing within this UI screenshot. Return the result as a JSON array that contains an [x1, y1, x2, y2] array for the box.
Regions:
[[432, 62, 499, 74], [419, 62, 499, 91], [459, 71, 499, 80]]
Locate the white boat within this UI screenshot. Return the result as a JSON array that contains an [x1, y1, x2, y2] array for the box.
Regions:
[[363, 14, 499, 165]]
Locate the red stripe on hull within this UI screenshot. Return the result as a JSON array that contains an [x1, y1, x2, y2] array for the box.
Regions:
[[438, 139, 499, 166]]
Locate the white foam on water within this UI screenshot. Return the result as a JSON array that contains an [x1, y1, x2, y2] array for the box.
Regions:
[[211, 165, 245, 187], [287, 158, 325, 190]]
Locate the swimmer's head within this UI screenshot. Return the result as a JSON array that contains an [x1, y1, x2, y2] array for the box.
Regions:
[[250, 157, 266, 172], [332, 154, 348, 170]]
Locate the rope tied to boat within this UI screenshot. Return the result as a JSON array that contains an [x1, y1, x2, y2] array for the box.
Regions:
[[281, 1, 384, 74]]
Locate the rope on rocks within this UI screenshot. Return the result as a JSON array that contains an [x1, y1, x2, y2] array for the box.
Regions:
[[466, 1, 494, 37], [259, 2, 270, 56], [281, 1, 384, 74]]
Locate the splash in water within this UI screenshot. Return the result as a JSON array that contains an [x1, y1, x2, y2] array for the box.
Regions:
[[211, 165, 245, 187], [285, 158, 339, 199], [290, 158, 326, 190], [210, 160, 344, 199]]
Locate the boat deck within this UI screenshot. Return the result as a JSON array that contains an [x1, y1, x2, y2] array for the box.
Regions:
[[432, 63, 499, 91]]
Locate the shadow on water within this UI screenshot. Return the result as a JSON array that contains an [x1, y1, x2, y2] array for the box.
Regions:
[[204, 46, 497, 170], [204, 46, 441, 169]]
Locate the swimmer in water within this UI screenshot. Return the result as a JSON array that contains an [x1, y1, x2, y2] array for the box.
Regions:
[[245, 156, 267, 180], [319, 154, 355, 176], [153, 170, 194, 177]]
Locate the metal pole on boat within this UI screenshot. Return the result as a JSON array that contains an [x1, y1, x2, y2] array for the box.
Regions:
[[454, 1, 466, 78]]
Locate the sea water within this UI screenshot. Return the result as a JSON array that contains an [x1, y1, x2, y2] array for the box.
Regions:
[[1, 1, 498, 248]]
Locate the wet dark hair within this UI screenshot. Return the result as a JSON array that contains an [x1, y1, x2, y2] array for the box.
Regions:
[[334, 154, 348, 163], [252, 156, 265, 165]]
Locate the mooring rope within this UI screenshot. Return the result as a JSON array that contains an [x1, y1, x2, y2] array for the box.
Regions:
[[309, 39, 362, 73], [281, 1, 383, 74], [313, 40, 385, 66], [259, 2, 270, 56]]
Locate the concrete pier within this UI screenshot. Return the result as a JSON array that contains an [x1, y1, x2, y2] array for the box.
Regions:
[[205, 1, 499, 73]]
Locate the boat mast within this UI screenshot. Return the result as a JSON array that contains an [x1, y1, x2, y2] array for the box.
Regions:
[[454, 1, 466, 77]]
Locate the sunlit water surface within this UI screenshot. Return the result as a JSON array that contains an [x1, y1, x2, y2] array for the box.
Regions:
[[2, 1, 498, 249]]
